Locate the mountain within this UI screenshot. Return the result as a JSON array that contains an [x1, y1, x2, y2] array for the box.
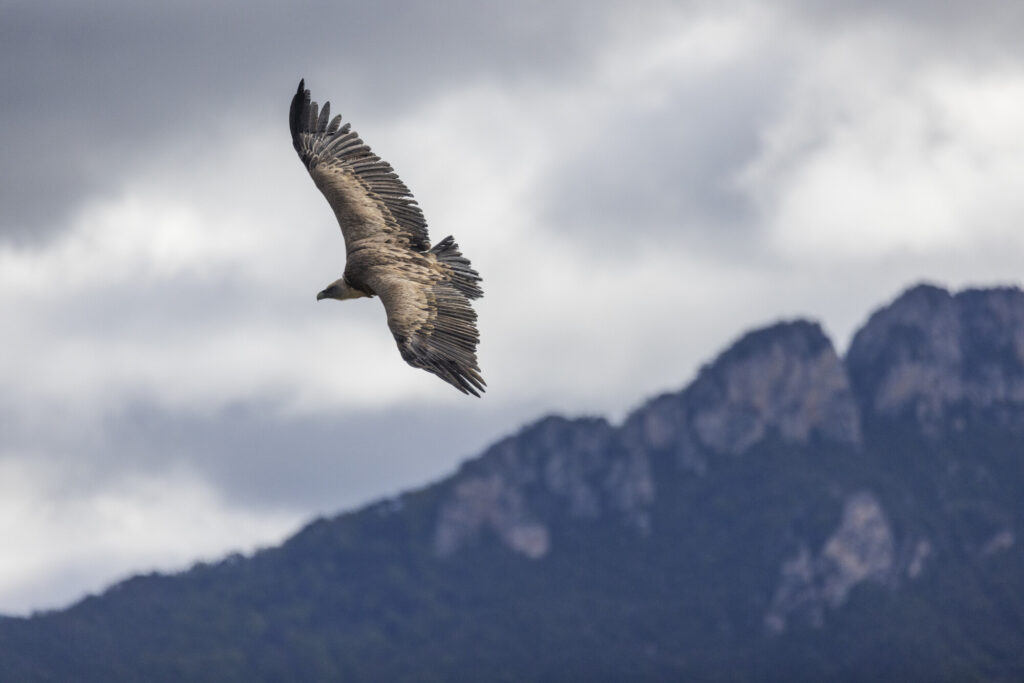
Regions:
[[2, 283, 1024, 681]]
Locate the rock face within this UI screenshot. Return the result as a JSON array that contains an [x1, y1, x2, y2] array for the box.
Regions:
[[686, 321, 862, 453], [438, 321, 864, 558], [621, 320, 861, 476], [434, 284, 1024, 592], [434, 416, 654, 558], [763, 491, 939, 636], [765, 492, 900, 634], [847, 284, 1024, 432]]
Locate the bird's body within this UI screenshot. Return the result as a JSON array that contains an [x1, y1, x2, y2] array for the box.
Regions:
[[290, 80, 485, 396]]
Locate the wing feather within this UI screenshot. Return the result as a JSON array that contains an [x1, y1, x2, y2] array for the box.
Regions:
[[367, 267, 485, 397], [316, 101, 331, 133], [290, 80, 430, 252]]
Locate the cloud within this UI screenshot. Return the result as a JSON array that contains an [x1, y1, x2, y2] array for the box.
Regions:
[[539, 4, 783, 250], [5, 0, 1024, 615], [0, 0, 616, 243], [0, 392, 532, 615], [785, 0, 1024, 46], [739, 24, 1024, 263], [0, 457, 301, 615]]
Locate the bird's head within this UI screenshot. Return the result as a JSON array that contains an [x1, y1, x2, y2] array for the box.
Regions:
[[317, 277, 371, 301]]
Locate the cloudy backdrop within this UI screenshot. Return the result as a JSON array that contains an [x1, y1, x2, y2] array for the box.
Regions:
[[3, 0, 1024, 614]]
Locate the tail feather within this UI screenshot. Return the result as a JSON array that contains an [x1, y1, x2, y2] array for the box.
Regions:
[[430, 236, 483, 300]]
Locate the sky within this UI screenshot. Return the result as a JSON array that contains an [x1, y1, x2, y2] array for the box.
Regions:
[[3, 0, 1024, 614]]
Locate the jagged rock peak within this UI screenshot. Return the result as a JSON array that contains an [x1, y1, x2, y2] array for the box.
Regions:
[[688, 320, 862, 452], [846, 283, 1024, 432], [622, 320, 861, 471], [434, 416, 654, 558]]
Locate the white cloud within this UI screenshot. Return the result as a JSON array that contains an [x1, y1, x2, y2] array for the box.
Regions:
[[0, 457, 300, 615], [740, 29, 1024, 262]]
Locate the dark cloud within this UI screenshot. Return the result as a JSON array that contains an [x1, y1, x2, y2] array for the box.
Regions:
[[787, 0, 1024, 27], [0, 397, 542, 513], [125, 400, 550, 513], [42, 273, 308, 339], [0, 0, 615, 244], [782, 0, 1024, 56], [541, 50, 786, 255], [6, 1, 1022, 244]]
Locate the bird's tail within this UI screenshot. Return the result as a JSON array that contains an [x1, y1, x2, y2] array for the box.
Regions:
[[430, 236, 483, 300]]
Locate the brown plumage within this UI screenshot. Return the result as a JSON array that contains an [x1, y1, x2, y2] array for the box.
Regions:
[[290, 79, 485, 396]]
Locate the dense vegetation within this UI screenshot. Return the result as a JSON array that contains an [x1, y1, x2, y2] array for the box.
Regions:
[[0, 418, 1022, 681]]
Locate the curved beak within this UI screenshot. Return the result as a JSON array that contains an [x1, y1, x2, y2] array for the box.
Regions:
[[316, 290, 327, 301]]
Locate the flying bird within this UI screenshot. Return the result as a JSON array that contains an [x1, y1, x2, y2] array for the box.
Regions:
[[289, 80, 485, 396]]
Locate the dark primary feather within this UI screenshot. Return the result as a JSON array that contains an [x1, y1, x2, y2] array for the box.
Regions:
[[430, 236, 483, 300]]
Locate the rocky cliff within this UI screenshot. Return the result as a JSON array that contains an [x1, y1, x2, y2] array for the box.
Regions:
[[433, 415, 651, 558], [621, 320, 861, 476], [435, 319, 863, 560], [424, 283, 1024, 648], [848, 283, 1024, 433]]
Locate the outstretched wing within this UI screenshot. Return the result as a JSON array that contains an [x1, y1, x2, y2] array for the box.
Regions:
[[289, 80, 430, 252], [366, 263, 485, 397]]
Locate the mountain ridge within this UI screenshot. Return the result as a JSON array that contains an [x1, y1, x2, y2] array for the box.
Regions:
[[1, 282, 1023, 681]]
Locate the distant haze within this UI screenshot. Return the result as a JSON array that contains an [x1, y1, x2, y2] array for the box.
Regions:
[[3, 0, 1024, 614]]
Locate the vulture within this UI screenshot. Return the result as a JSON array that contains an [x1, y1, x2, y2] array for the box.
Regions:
[[290, 80, 485, 396]]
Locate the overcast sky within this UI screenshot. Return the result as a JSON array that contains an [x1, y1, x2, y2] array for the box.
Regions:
[[3, 0, 1024, 614]]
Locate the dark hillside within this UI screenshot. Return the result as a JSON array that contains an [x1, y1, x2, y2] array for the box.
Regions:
[[1, 284, 1023, 681]]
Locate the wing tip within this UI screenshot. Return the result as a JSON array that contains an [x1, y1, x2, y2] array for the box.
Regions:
[[290, 78, 337, 144], [456, 369, 486, 397], [452, 375, 486, 397], [289, 78, 310, 144], [445, 360, 487, 397]]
